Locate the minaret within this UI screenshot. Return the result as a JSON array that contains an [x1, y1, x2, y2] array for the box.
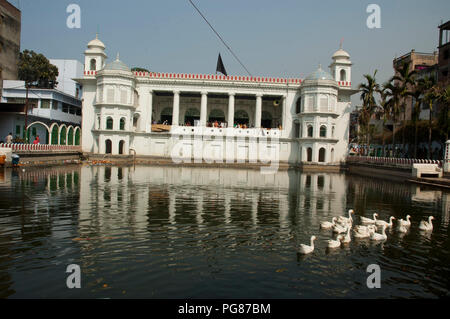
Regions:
[[329, 43, 352, 85], [84, 33, 107, 75]]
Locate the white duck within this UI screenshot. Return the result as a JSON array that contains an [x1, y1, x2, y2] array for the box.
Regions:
[[419, 216, 434, 232], [370, 224, 387, 241], [298, 236, 316, 254], [398, 215, 411, 227], [327, 238, 341, 249], [332, 223, 348, 234], [353, 225, 376, 238], [339, 226, 351, 244], [375, 216, 395, 228], [397, 224, 409, 233], [360, 213, 378, 224], [337, 209, 354, 225], [320, 217, 337, 230]]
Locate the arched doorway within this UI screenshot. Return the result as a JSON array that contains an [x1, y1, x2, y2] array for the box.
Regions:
[[234, 110, 249, 127], [160, 107, 172, 124], [184, 108, 200, 126], [119, 140, 125, 155], [27, 122, 50, 144], [74, 128, 81, 145], [105, 139, 112, 154], [67, 127, 74, 145], [51, 124, 59, 145], [307, 147, 312, 162], [120, 118, 126, 130], [59, 126, 67, 145], [208, 109, 225, 124], [261, 111, 272, 128], [318, 147, 326, 162]]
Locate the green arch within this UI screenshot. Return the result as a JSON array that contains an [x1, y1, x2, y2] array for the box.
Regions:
[[75, 128, 80, 145], [51, 125, 59, 145], [60, 127, 67, 145], [67, 127, 74, 145]]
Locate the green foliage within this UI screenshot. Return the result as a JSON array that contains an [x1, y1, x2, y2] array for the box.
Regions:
[[131, 67, 150, 73], [18, 50, 59, 89]]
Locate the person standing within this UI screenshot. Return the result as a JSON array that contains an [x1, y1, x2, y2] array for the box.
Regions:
[[5, 133, 13, 144]]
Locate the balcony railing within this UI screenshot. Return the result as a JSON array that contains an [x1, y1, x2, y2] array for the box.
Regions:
[[0, 143, 81, 152]]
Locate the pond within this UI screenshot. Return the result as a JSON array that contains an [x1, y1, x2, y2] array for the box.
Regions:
[[0, 165, 449, 298]]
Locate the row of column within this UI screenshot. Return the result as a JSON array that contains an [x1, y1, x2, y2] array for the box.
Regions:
[[148, 91, 284, 129]]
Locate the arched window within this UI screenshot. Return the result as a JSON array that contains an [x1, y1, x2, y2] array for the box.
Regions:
[[119, 140, 125, 155], [340, 69, 346, 82], [296, 97, 302, 114], [320, 125, 327, 138], [209, 109, 225, 123], [160, 107, 173, 124], [319, 148, 326, 162], [307, 125, 313, 137], [184, 108, 200, 126], [234, 110, 249, 126], [331, 148, 335, 162], [133, 114, 140, 130], [59, 126, 67, 145], [105, 139, 112, 154], [332, 126, 335, 137], [307, 147, 313, 162], [120, 118, 126, 130], [106, 117, 113, 130], [67, 127, 74, 145], [90, 59, 96, 71]]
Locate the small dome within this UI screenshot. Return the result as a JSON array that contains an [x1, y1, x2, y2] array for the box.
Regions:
[[87, 34, 105, 50], [104, 54, 130, 72], [332, 48, 350, 59], [305, 66, 334, 81]]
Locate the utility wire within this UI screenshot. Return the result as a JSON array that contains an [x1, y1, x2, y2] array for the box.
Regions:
[[187, 0, 253, 77]]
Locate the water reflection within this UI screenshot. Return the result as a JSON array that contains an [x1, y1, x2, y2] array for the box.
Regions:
[[0, 165, 449, 298]]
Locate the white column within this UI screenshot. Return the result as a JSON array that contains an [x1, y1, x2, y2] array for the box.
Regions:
[[255, 93, 262, 128], [228, 93, 235, 128], [281, 95, 286, 130], [172, 91, 180, 126], [147, 90, 153, 133], [200, 91, 208, 127]]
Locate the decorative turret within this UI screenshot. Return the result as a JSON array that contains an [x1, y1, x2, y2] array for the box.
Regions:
[[329, 43, 352, 85], [84, 33, 107, 75]]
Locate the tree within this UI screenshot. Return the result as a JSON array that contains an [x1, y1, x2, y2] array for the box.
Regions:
[[384, 82, 402, 156], [421, 75, 439, 159], [18, 50, 59, 89], [436, 84, 450, 142], [377, 82, 392, 156], [131, 67, 150, 73], [18, 50, 59, 142], [358, 70, 380, 153], [409, 78, 424, 158], [391, 61, 416, 154]]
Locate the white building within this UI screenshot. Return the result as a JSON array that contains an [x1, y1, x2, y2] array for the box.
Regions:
[[49, 59, 84, 99], [77, 36, 357, 165], [0, 78, 82, 145]]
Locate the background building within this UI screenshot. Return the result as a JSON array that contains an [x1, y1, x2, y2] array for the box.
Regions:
[[438, 20, 450, 85], [0, 0, 21, 96]]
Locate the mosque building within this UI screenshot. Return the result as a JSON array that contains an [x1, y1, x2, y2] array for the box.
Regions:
[[76, 35, 357, 166]]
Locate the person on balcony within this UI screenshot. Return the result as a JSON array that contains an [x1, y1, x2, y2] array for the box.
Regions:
[[33, 135, 40, 145]]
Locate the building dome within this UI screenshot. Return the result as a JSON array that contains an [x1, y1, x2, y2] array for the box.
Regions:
[[87, 34, 105, 50], [305, 66, 334, 81], [104, 53, 131, 72], [332, 48, 350, 60]]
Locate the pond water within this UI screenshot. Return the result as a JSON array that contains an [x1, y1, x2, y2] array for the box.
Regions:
[[0, 165, 449, 298]]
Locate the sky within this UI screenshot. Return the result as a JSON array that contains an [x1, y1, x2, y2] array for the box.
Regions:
[[14, 0, 450, 105]]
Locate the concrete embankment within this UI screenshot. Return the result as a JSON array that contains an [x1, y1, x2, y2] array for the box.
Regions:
[[347, 162, 450, 190]]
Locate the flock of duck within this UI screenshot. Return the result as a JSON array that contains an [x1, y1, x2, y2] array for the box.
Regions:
[[298, 210, 435, 254]]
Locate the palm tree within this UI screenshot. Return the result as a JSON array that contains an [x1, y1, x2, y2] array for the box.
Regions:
[[377, 82, 393, 156], [421, 75, 439, 159], [358, 70, 380, 154], [436, 84, 450, 142], [409, 78, 424, 158], [384, 82, 402, 156], [391, 61, 417, 154]]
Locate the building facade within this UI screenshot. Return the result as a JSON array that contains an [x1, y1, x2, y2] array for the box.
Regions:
[[438, 20, 450, 85], [78, 36, 356, 165], [0, 0, 21, 95], [0, 79, 82, 144]]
